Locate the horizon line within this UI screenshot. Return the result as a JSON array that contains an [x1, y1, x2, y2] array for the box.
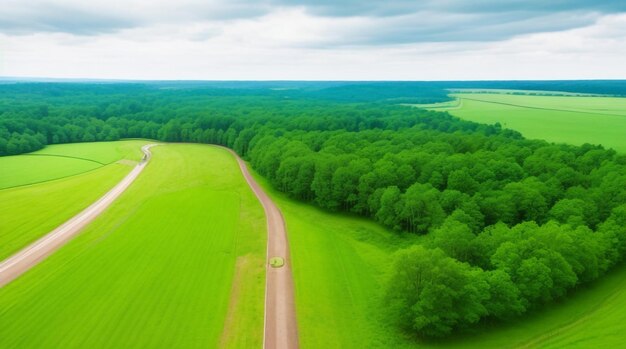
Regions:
[[2, 76, 626, 83]]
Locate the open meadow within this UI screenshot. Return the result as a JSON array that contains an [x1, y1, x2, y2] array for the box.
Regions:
[[416, 93, 626, 152], [0, 144, 266, 348]]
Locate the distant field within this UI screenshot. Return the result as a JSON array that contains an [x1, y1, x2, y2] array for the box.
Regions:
[[0, 140, 146, 189], [251, 170, 626, 348], [0, 144, 266, 348], [413, 93, 626, 152], [447, 88, 602, 97]]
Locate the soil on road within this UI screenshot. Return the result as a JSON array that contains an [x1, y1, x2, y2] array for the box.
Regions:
[[0, 144, 157, 288], [226, 148, 299, 349]]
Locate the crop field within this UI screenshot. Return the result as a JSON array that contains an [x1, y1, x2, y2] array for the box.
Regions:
[[416, 93, 626, 152], [0, 140, 147, 189], [0, 144, 266, 348], [0, 140, 148, 260], [251, 170, 626, 349]]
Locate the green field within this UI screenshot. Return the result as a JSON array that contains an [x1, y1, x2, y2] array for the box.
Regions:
[[0, 141, 148, 260], [251, 169, 626, 349], [0, 140, 147, 189], [415, 93, 626, 152], [0, 144, 265, 348], [34, 140, 147, 164]]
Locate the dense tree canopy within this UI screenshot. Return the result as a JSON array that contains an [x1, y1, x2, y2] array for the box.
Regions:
[[2, 82, 625, 338]]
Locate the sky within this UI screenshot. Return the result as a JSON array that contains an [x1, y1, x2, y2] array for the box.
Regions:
[[0, 0, 625, 80]]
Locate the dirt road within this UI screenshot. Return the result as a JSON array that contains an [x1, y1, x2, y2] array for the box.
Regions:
[[0, 144, 157, 288], [226, 148, 299, 349]]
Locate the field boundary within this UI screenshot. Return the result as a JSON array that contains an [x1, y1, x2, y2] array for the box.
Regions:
[[22, 153, 107, 165], [0, 162, 111, 191]]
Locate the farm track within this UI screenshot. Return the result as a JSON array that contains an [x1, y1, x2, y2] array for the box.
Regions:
[[223, 147, 300, 349], [0, 144, 157, 287]]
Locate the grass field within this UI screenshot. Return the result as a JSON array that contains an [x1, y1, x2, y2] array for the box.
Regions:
[[0, 144, 266, 348], [0, 141, 148, 260], [414, 93, 626, 152], [251, 169, 626, 349], [0, 140, 146, 189], [0, 164, 131, 260], [34, 140, 147, 164]]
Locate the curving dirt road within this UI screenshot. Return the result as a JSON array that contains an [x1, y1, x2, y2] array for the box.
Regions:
[[225, 148, 299, 349], [0, 144, 157, 288]]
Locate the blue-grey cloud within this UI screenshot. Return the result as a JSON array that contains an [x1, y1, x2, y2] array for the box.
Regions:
[[1, 0, 625, 46], [317, 10, 602, 46], [272, 0, 626, 46], [0, 0, 270, 36], [0, 4, 136, 35], [281, 0, 626, 18]]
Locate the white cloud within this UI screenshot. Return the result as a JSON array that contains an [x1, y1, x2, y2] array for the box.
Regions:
[[0, 5, 625, 79]]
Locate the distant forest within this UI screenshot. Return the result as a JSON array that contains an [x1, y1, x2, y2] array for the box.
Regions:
[[1, 82, 626, 338]]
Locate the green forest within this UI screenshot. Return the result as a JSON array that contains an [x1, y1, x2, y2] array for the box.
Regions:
[[1, 82, 626, 338]]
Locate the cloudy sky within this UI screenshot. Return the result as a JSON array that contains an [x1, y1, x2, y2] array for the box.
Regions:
[[1, 0, 625, 80]]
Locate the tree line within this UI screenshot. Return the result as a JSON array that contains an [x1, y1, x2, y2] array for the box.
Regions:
[[1, 84, 625, 338]]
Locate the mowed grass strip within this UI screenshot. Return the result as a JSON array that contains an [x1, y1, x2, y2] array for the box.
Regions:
[[416, 93, 626, 152], [0, 140, 147, 189], [0, 144, 265, 348], [251, 169, 626, 349]]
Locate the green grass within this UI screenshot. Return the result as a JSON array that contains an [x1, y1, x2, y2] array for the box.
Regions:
[[0, 155, 102, 189], [35, 140, 147, 164], [269, 257, 284, 268], [414, 93, 626, 152], [0, 140, 148, 260], [0, 140, 147, 189], [251, 168, 626, 349], [0, 164, 131, 260], [0, 144, 265, 348]]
